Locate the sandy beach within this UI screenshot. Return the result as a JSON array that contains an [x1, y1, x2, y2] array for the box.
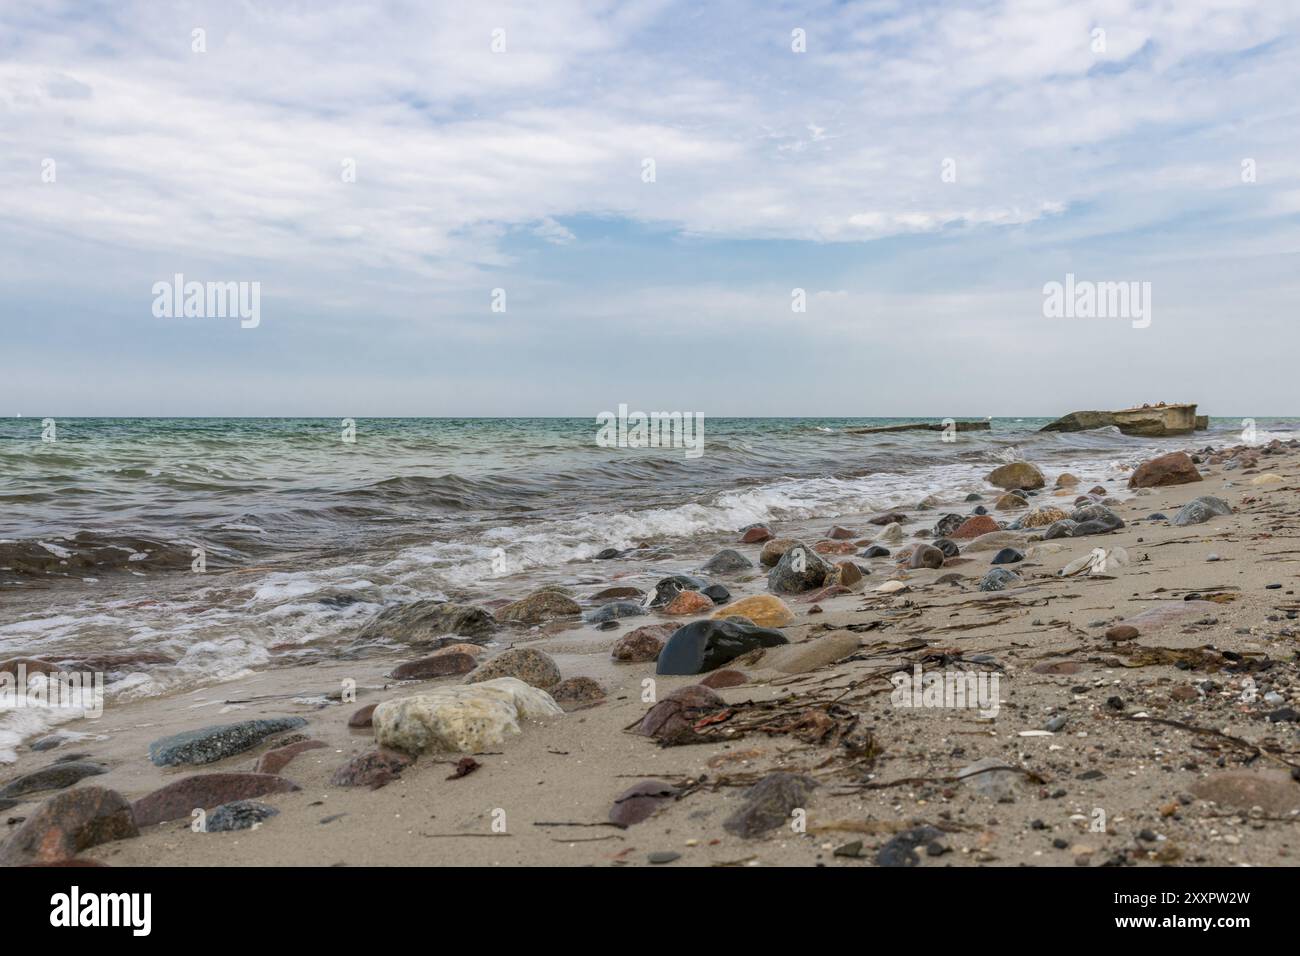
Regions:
[[4, 437, 1299, 868]]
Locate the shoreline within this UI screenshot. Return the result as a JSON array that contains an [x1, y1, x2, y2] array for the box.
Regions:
[[3, 440, 1300, 866]]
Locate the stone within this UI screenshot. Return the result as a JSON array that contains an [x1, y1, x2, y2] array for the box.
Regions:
[[1069, 503, 1124, 532], [868, 512, 908, 526], [1251, 473, 1284, 486], [348, 704, 377, 728], [550, 677, 605, 703], [1172, 496, 1232, 527], [860, 545, 891, 558], [357, 601, 496, 642], [758, 633, 859, 674], [1055, 473, 1080, 488], [1043, 519, 1078, 539], [0, 657, 61, 677], [933, 538, 959, 557], [391, 652, 477, 680], [611, 624, 674, 663], [0, 787, 138, 865], [583, 600, 647, 624], [496, 590, 582, 625], [813, 539, 858, 555], [1105, 625, 1139, 642], [373, 678, 563, 754], [767, 542, 833, 594], [951, 515, 1000, 540], [205, 800, 279, 832], [330, 749, 413, 788], [701, 549, 753, 574], [663, 590, 714, 615], [986, 462, 1045, 491], [648, 574, 709, 608], [932, 514, 965, 538], [0, 762, 108, 799], [979, 568, 1020, 592], [699, 669, 748, 688], [714, 594, 794, 628], [759, 539, 798, 567], [873, 522, 905, 543], [701, 583, 731, 604], [877, 825, 945, 867], [1022, 506, 1069, 528], [826, 525, 857, 540], [1128, 452, 1202, 489], [656, 619, 789, 675], [254, 739, 326, 775], [148, 718, 308, 767], [994, 492, 1028, 510], [723, 772, 817, 838], [990, 548, 1023, 565], [740, 526, 773, 544], [827, 561, 864, 587], [609, 780, 677, 827], [133, 773, 300, 827], [634, 685, 725, 742], [908, 544, 945, 569], [589, 586, 645, 603], [1191, 770, 1300, 815], [956, 757, 1023, 801], [963, 530, 1024, 552], [465, 648, 561, 689]]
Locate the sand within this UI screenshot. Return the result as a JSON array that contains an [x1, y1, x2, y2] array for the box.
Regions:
[[5, 446, 1300, 867]]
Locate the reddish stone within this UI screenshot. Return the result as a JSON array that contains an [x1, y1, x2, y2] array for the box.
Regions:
[[869, 512, 908, 526], [635, 685, 724, 740], [550, 676, 605, 702], [348, 703, 378, 728], [390, 652, 477, 680], [799, 585, 851, 603], [700, 669, 748, 689], [0, 657, 59, 677], [611, 624, 674, 663], [826, 525, 857, 540], [330, 749, 413, 790], [740, 526, 773, 544], [0, 787, 138, 865], [663, 590, 713, 615], [254, 739, 326, 775], [1128, 452, 1202, 489], [609, 779, 677, 827], [950, 515, 1000, 539], [133, 773, 300, 827], [813, 540, 857, 555], [1105, 625, 1140, 642]]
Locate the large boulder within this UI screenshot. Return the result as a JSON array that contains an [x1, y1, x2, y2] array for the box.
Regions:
[[986, 462, 1045, 491], [1128, 452, 1202, 489], [767, 542, 833, 594], [373, 678, 562, 754], [656, 619, 789, 675]]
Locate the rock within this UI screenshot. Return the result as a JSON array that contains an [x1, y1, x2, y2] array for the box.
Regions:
[[979, 568, 1020, 592], [1055, 473, 1080, 488], [656, 619, 789, 675], [583, 601, 647, 624], [373, 678, 562, 754], [868, 512, 908, 526], [0, 762, 108, 799], [634, 685, 725, 742], [611, 624, 674, 663], [813, 539, 858, 556], [701, 549, 753, 574], [205, 801, 279, 832], [712, 595, 794, 628], [550, 677, 605, 703], [877, 825, 945, 867], [496, 590, 582, 625], [723, 772, 817, 838], [357, 601, 496, 643], [0, 787, 138, 865], [1172, 496, 1232, 527], [758, 633, 859, 674], [648, 574, 710, 608], [1043, 519, 1078, 539], [971, 505, 989, 515], [827, 561, 864, 587], [740, 526, 773, 544], [1022, 506, 1069, 528], [1043, 405, 1199, 437], [133, 773, 300, 827], [254, 739, 326, 775], [701, 583, 731, 604], [759, 539, 797, 567], [609, 780, 677, 827], [330, 749, 413, 789], [908, 544, 945, 569], [860, 545, 891, 558], [933, 538, 959, 557], [951, 515, 1000, 540], [0, 657, 61, 677], [148, 718, 308, 767], [873, 522, 905, 543], [963, 530, 1024, 552], [1069, 503, 1124, 532], [767, 542, 833, 594], [956, 757, 1023, 801], [699, 669, 748, 688], [986, 462, 1045, 491], [1251, 473, 1284, 486], [990, 548, 1023, 565], [826, 525, 857, 540], [1191, 770, 1300, 815], [391, 652, 478, 680], [663, 590, 714, 615], [648, 851, 680, 864], [994, 492, 1028, 510], [589, 586, 645, 603], [348, 704, 377, 728], [1105, 625, 1139, 642], [1128, 452, 1202, 489], [465, 648, 561, 689], [932, 514, 965, 538]]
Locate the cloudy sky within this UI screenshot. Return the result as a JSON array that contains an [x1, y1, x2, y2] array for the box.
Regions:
[[3, 0, 1299, 417]]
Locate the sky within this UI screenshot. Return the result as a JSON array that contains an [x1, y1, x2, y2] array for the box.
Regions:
[[2, 0, 1299, 418]]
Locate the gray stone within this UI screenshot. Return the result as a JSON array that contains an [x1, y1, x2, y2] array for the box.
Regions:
[[205, 800, 279, 832], [1172, 496, 1233, 527], [149, 718, 308, 767]]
